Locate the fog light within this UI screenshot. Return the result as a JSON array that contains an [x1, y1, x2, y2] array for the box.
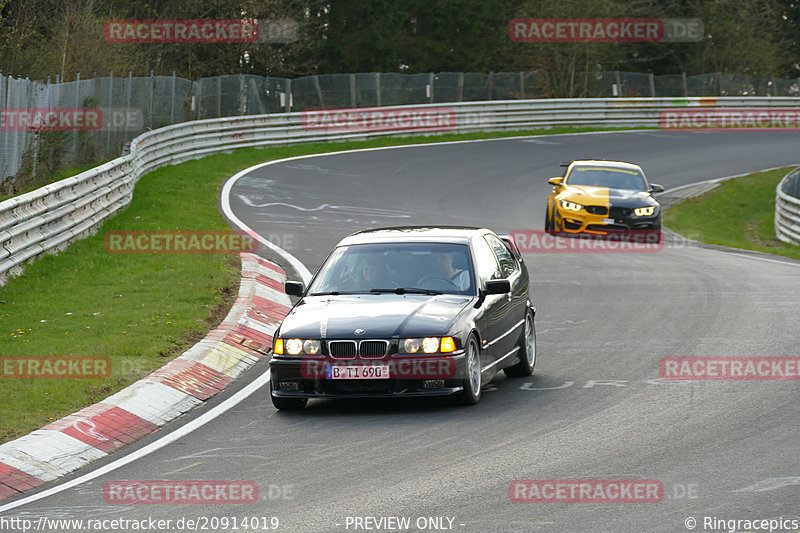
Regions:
[[422, 379, 445, 389], [278, 381, 300, 391]]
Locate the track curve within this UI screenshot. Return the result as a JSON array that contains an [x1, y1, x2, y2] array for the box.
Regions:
[[5, 130, 800, 533]]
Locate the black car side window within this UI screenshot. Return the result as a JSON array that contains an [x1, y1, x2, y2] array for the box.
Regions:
[[473, 238, 502, 284], [484, 235, 517, 278]]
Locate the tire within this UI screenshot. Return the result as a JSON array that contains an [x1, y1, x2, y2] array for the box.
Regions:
[[504, 309, 536, 377], [457, 335, 482, 405], [271, 392, 308, 411]]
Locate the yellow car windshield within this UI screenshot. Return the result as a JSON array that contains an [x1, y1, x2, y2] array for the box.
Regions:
[[567, 167, 647, 191]]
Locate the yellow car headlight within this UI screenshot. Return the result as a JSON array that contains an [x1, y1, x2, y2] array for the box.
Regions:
[[560, 200, 583, 212], [634, 206, 656, 216]]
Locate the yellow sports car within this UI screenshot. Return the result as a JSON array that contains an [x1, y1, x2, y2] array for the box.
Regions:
[[545, 160, 664, 235]]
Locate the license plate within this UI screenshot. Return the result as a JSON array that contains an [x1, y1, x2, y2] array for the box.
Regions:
[[602, 218, 615, 224], [326, 364, 390, 380]]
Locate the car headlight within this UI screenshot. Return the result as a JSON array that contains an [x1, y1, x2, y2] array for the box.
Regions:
[[560, 200, 583, 212], [276, 338, 320, 356], [634, 206, 656, 216], [401, 337, 456, 354]]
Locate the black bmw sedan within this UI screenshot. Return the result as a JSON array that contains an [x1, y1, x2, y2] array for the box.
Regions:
[[269, 226, 536, 410]]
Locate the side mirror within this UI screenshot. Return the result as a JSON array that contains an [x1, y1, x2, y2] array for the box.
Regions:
[[548, 177, 564, 186], [284, 281, 305, 297], [484, 279, 511, 295], [649, 183, 665, 193]]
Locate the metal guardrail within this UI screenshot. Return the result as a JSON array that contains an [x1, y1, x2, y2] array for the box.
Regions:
[[2, 96, 800, 284], [775, 166, 800, 245]]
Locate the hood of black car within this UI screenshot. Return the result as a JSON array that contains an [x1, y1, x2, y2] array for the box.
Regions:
[[278, 293, 473, 339]]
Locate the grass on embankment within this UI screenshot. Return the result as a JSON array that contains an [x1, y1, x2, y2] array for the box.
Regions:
[[664, 167, 800, 262], [0, 126, 643, 444]]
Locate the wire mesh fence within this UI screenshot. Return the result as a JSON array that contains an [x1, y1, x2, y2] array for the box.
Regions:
[[2, 69, 800, 184]]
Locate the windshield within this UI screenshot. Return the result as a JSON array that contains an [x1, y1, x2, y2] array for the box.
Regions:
[[308, 242, 474, 296], [566, 166, 648, 190]]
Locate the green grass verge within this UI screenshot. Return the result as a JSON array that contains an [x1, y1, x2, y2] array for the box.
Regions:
[[664, 167, 800, 261], [0, 125, 641, 444]]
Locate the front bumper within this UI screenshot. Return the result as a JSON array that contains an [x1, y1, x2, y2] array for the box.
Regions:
[[555, 206, 660, 234], [269, 352, 467, 399]]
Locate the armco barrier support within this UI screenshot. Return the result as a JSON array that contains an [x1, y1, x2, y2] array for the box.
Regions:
[[776, 166, 800, 245], [2, 96, 800, 284]]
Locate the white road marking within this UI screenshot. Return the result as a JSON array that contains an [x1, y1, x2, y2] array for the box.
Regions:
[[733, 477, 800, 492], [0, 368, 271, 513]]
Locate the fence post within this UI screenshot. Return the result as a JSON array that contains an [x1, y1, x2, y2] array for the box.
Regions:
[[350, 73, 356, 107], [716, 72, 722, 96], [519, 72, 525, 99], [239, 74, 246, 115], [614, 71, 622, 97], [649, 73, 656, 97], [106, 71, 113, 157], [1, 74, 8, 180], [313, 74, 324, 107], [216, 76, 222, 118], [171, 71, 176, 122], [458, 72, 464, 102], [428, 72, 434, 103], [73, 72, 81, 158], [149, 69, 155, 129], [681, 72, 688, 96], [375, 72, 381, 107], [487, 71, 493, 100], [195, 78, 202, 119], [284, 79, 292, 112]]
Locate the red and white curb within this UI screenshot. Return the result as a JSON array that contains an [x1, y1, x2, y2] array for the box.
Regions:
[[0, 252, 290, 502]]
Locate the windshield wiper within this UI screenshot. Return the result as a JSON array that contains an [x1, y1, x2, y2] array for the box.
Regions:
[[309, 291, 341, 296], [370, 287, 442, 295]]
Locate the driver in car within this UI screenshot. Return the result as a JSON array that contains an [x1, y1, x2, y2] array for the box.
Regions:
[[351, 255, 396, 290], [426, 252, 470, 291]]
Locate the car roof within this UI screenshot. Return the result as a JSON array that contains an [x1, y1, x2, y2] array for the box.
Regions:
[[568, 159, 644, 172], [338, 226, 489, 246]]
